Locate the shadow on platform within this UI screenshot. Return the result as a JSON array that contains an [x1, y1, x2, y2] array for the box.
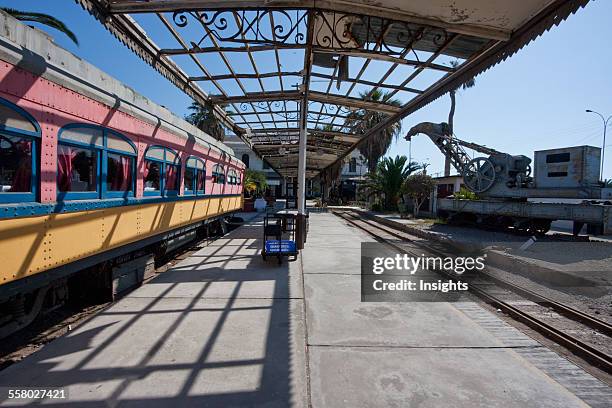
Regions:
[[0, 217, 306, 407]]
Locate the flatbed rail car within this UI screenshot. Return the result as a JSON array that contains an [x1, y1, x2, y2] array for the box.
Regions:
[[0, 13, 245, 337], [437, 198, 612, 235]]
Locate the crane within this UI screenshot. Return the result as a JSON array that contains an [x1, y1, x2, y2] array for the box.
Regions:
[[404, 122, 532, 197]]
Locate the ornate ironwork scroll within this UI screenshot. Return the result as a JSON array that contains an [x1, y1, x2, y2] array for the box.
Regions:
[[173, 9, 308, 47], [312, 10, 448, 58]]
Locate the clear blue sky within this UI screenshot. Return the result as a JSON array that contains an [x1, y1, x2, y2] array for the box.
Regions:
[[2, 0, 611, 179]]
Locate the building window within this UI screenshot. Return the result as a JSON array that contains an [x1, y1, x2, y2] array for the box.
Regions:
[[144, 146, 181, 197], [349, 158, 357, 173], [185, 156, 206, 195], [241, 153, 250, 169], [211, 164, 225, 184], [0, 98, 41, 203], [57, 125, 136, 200], [262, 160, 270, 170]]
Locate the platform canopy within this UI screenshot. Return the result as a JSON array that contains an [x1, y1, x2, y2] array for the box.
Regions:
[[76, 0, 589, 179]]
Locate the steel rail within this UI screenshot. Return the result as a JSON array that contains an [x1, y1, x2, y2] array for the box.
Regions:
[[333, 209, 612, 373], [338, 209, 612, 336]]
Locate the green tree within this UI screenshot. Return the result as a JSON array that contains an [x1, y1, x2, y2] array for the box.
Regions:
[[185, 101, 226, 141], [346, 89, 402, 172], [362, 155, 421, 211], [1, 8, 78, 45], [403, 173, 436, 217], [242, 169, 268, 197]]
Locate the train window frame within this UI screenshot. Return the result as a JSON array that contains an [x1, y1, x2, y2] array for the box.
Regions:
[[144, 145, 181, 197], [227, 169, 239, 185], [184, 156, 206, 196], [0, 98, 41, 204], [57, 124, 137, 200], [211, 164, 225, 185]]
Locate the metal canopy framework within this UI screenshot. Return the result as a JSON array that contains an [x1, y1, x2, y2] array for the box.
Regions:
[[76, 0, 589, 179]]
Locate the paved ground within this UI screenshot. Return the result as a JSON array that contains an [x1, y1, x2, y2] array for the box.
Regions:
[[0, 212, 609, 407]]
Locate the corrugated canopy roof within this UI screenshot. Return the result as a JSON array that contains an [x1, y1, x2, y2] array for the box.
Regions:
[[76, 0, 590, 179]]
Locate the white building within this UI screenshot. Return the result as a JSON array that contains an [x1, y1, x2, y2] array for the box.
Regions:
[[338, 150, 368, 201], [223, 133, 285, 197]]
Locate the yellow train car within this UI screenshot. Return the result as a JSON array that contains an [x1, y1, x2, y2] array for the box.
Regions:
[[0, 18, 245, 336]]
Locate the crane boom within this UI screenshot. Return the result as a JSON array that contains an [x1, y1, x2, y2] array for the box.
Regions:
[[404, 122, 501, 174]]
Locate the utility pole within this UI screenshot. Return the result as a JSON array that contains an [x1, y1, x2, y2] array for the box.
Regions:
[[586, 109, 611, 180]]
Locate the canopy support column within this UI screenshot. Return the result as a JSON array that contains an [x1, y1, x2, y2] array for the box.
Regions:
[[296, 100, 308, 249]]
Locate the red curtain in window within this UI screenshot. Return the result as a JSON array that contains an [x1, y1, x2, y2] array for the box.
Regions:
[[122, 157, 132, 191], [58, 145, 76, 191], [144, 161, 150, 179], [165, 165, 177, 191], [110, 156, 131, 191], [197, 171, 205, 191], [9, 141, 32, 192]]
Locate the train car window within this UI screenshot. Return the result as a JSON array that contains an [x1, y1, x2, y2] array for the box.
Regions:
[[165, 163, 180, 192], [57, 144, 98, 199], [107, 132, 137, 154], [184, 167, 195, 191], [58, 125, 137, 200], [0, 135, 34, 193], [143, 146, 181, 197], [0, 98, 41, 203], [106, 152, 134, 194], [227, 169, 238, 185], [185, 156, 206, 195], [187, 157, 205, 170], [0, 104, 37, 133], [104, 130, 136, 198], [212, 164, 225, 184], [61, 126, 104, 147], [196, 170, 205, 191], [144, 160, 161, 193], [166, 150, 177, 162], [145, 147, 165, 161]]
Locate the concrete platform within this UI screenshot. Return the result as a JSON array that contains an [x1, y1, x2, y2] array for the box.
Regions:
[[302, 212, 610, 408], [309, 347, 586, 408], [0, 215, 307, 407], [0, 212, 609, 407]]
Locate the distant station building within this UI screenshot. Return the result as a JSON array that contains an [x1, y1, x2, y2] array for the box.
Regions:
[[339, 150, 368, 202], [224, 133, 286, 198], [225, 134, 368, 201]]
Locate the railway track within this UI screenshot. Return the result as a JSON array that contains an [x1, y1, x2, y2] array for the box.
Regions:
[[333, 209, 612, 375]]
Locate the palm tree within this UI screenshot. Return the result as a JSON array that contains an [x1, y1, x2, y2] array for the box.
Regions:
[[345, 89, 403, 172], [185, 101, 226, 141], [1, 8, 78, 45], [445, 60, 476, 175], [361, 155, 421, 210]]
